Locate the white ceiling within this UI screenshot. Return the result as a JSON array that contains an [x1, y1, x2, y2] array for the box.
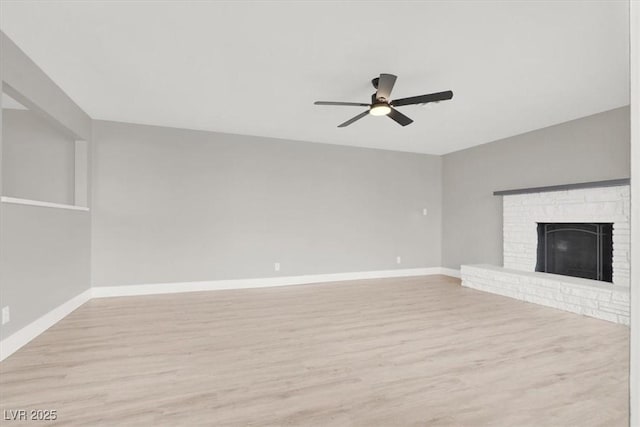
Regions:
[[0, 1, 630, 155]]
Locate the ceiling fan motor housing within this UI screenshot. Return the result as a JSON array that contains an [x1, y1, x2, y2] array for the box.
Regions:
[[371, 93, 388, 103]]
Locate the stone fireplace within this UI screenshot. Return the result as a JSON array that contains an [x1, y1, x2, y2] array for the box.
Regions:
[[461, 180, 630, 325], [502, 183, 629, 286]]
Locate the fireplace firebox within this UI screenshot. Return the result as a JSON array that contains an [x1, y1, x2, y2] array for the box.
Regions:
[[535, 223, 613, 283]]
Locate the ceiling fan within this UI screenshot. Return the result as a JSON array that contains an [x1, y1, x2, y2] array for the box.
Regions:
[[314, 73, 453, 127]]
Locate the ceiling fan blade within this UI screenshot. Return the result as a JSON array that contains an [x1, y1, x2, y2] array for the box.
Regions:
[[338, 110, 369, 128], [314, 101, 370, 106], [391, 90, 453, 107], [376, 73, 397, 101], [387, 107, 413, 126]]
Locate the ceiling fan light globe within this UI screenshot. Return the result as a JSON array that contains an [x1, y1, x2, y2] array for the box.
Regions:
[[369, 104, 391, 116]]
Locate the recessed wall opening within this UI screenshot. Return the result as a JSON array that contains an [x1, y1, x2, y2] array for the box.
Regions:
[[535, 222, 613, 282]]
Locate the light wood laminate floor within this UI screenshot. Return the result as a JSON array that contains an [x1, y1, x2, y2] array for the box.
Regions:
[[0, 275, 629, 426]]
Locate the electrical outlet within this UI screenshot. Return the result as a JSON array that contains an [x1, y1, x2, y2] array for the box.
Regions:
[[2, 306, 9, 325], [396, 256, 402, 264], [423, 208, 428, 216], [274, 262, 280, 272]]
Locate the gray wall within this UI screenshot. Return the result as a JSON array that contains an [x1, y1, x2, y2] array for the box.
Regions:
[[442, 106, 630, 269], [2, 109, 75, 205], [91, 120, 442, 287], [0, 31, 92, 341], [0, 204, 90, 337]]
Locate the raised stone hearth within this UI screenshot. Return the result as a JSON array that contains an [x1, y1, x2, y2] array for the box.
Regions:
[[461, 264, 629, 324], [461, 181, 630, 324]]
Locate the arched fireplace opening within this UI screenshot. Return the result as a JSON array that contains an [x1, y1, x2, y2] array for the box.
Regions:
[[535, 223, 613, 282]]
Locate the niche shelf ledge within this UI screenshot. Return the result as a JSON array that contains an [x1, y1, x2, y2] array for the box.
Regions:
[[1, 196, 89, 212]]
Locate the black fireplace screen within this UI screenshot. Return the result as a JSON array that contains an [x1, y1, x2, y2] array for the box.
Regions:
[[535, 223, 613, 282]]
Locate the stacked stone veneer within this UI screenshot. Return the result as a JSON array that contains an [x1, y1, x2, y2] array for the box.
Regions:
[[461, 265, 630, 325], [503, 185, 630, 287], [461, 184, 630, 325]]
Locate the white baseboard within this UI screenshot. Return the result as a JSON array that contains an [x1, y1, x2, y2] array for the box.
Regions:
[[1, 267, 461, 361], [92, 267, 452, 298], [0, 288, 92, 362]]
